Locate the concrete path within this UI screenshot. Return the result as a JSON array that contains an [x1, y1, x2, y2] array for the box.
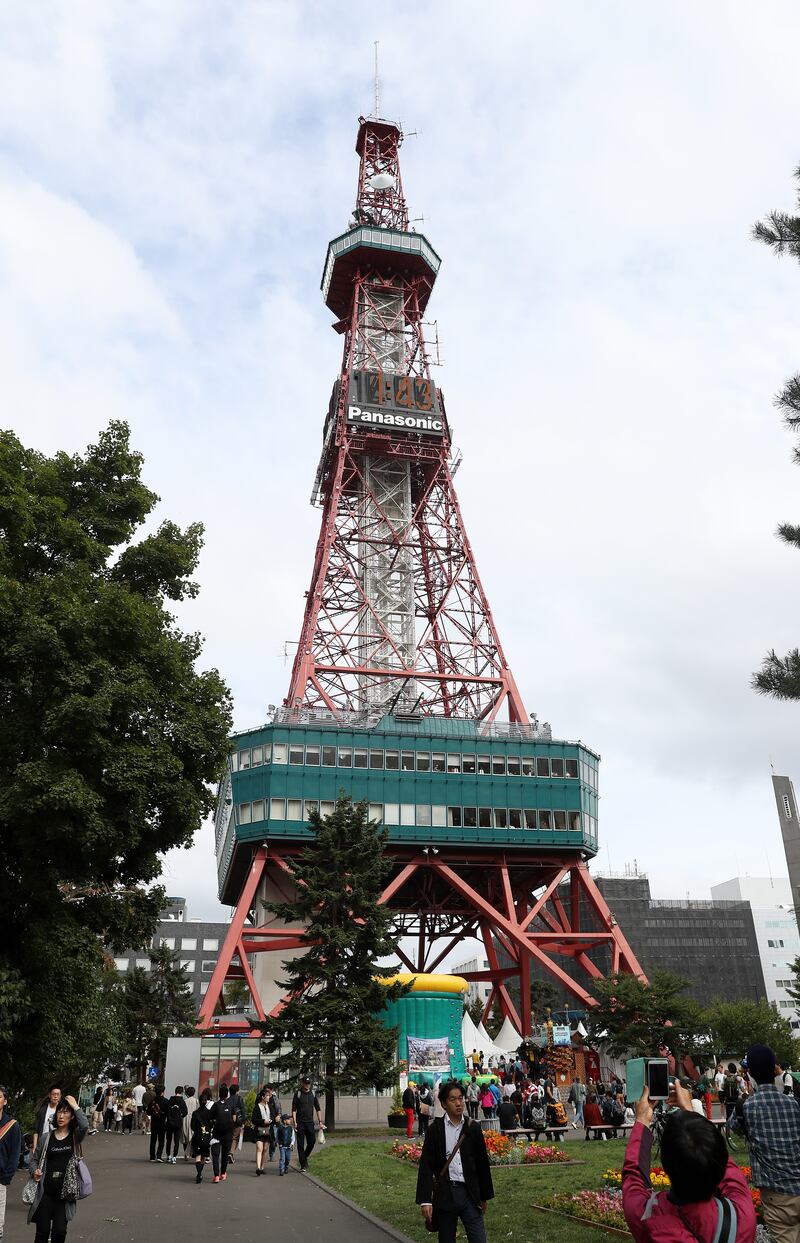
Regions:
[[5, 1130, 401, 1242]]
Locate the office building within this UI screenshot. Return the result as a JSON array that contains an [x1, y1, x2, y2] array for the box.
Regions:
[[112, 896, 231, 1011], [710, 876, 800, 1027]]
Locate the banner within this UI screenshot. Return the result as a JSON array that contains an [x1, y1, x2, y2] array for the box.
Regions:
[[552, 1025, 572, 1047], [407, 1036, 451, 1074]]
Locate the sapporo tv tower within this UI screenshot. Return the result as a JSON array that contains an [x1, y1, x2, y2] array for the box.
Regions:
[[198, 109, 644, 1034]]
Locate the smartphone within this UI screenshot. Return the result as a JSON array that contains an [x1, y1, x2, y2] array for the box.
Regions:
[[646, 1059, 670, 1101]]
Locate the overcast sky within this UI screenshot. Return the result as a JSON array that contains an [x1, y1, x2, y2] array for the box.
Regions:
[[5, 2, 800, 928]]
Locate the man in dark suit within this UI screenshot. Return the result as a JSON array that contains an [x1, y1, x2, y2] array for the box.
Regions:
[[416, 1079, 494, 1242]]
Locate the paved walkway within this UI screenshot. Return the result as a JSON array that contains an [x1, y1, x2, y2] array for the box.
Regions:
[[5, 1131, 399, 1242]]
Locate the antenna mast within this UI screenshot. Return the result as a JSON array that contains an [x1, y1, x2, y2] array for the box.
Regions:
[[373, 40, 379, 117]]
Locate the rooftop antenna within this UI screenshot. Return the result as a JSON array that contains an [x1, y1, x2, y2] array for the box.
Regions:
[[373, 40, 380, 118]]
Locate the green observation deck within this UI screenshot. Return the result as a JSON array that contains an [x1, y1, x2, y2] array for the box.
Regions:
[[214, 711, 599, 905]]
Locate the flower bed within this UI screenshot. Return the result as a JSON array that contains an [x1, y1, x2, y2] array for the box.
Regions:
[[536, 1189, 628, 1231], [601, 1166, 762, 1221], [389, 1136, 570, 1167]]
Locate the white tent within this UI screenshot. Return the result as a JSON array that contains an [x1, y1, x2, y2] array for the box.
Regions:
[[494, 1016, 522, 1052]]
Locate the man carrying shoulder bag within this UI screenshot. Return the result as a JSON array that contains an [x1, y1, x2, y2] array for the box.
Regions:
[[416, 1079, 494, 1243]]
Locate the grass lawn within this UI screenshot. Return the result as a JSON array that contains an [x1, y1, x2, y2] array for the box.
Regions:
[[312, 1138, 635, 1242]]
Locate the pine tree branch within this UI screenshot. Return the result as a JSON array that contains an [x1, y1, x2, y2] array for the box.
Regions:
[[752, 649, 800, 699]]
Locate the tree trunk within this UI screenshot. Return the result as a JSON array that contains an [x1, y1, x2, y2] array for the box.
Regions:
[[324, 1043, 336, 1131]]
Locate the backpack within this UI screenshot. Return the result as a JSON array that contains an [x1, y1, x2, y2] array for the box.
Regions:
[[167, 1100, 183, 1128], [530, 1103, 546, 1126], [213, 1099, 234, 1133], [610, 1099, 624, 1126], [722, 1075, 739, 1104]]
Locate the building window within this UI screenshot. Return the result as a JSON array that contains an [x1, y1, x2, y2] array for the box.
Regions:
[[305, 745, 320, 766], [251, 799, 265, 822], [320, 801, 334, 817], [416, 752, 430, 772], [273, 742, 288, 764], [507, 756, 520, 776], [135, 958, 151, 970], [400, 803, 415, 826], [415, 804, 431, 827], [322, 745, 337, 766], [369, 750, 384, 769], [338, 747, 352, 768], [448, 806, 462, 828], [524, 810, 536, 829], [181, 939, 197, 951], [114, 958, 129, 971], [239, 802, 251, 824], [432, 805, 447, 827], [462, 755, 476, 775], [401, 751, 415, 771], [554, 809, 567, 830], [304, 800, 319, 820], [508, 809, 522, 829], [180, 959, 196, 973], [477, 755, 490, 775], [200, 982, 209, 995], [538, 810, 552, 831], [446, 753, 461, 774], [239, 749, 250, 770], [270, 797, 286, 820], [522, 756, 533, 776], [565, 759, 579, 779], [478, 807, 492, 828], [369, 803, 383, 822], [495, 808, 508, 828], [353, 748, 368, 769], [785, 794, 793, 820], [432, 753, 446, 773], [161, 937, 175, 950], [551, 758, 564, 777], [251, 746, 263, 766], [202, 939, 218, 951], [287, 799, 302, 821], [536, 757, 550, 777], [492, 755, 506, 776], [385, 750, 400, 770], [463, 807, 477, 827], [289, 744, 304, 765], [201, 960, 216, 972], [384, 803, 399, 825]]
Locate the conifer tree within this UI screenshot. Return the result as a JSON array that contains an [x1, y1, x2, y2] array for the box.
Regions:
[[753, 171, 800, 698], [260, 796, 407, 1129]]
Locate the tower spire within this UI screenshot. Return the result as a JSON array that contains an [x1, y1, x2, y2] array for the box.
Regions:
[[373, 40, 379, 118]]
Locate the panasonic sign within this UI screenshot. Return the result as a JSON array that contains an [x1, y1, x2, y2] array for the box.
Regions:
[[347, 404, 444, 435]]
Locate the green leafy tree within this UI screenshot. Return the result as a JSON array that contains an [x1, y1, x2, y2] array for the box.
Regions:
[[702, 998, 798, 1070], [260, 796, 408, 1129], [586, 970, 704, 1061], [485, 998, 504, 1040], [0, 422, 231, 1102], [464, 996, 485, 1027], [753, 171, 800, 697], [785, 955, 800, 1008]]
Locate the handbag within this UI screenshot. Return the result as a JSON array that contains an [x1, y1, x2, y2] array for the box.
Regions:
[[419, 1102, 431, 1116], [61, 1138, 92, 1202], [22, 1131, 50, 1205], [424, 1123, 469, 1234]]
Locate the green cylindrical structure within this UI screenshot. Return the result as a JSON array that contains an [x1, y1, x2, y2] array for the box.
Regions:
[[378, 973, 467, 1083]]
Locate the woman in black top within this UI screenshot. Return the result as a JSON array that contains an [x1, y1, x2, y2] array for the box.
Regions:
[[27, 1094, 88, 1243]]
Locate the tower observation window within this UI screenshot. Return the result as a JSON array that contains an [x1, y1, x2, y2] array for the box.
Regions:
[[550, 758, 564, 777], [289, 745, 304, 765], [536, 758, 550, 778], [462, 755, 476, 775], [565, 759, 579, 779], [447, 753, 461, 774], [385, 750, 400, 770], [477, 755, 490, 775], [401, 751, 415, 771]]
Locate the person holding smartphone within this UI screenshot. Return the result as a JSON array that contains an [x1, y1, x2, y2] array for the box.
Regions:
[[27, 1094, 88, 1242], [622, 1080, 756, 1242]]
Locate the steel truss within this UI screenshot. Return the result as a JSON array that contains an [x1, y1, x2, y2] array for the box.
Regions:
[[196, 844, 645, 1034]]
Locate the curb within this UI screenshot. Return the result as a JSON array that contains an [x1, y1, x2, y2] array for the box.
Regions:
[[291, 1165, 418, 1243]]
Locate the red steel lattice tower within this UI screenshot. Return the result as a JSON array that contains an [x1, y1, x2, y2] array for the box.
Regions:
[[199, 114, 644, 1037], [287, 117, 527, 724]]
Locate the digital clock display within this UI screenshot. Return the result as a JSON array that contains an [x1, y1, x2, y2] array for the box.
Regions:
[[346, 369, 445, 437]]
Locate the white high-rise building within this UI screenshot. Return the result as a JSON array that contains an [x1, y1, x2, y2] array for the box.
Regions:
[[451, 957, 491, 1004], [710, 876, 800, 1028]]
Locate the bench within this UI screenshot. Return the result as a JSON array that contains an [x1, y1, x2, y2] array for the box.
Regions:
[[584, 1123, 635, 1140], [503, 1126, 569, 1142]]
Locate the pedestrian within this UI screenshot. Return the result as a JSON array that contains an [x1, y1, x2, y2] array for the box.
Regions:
[[263, 1087, 280, 1163], [418, 1083, 433, 1139], [465, 1077, 479, 1121], [697, 1069, 714, 1121], [32, 1087, 62, 1153], [210, 1084, 235, 1184], [121, 1096, 135, 1134], [0, 1084, 22, 1241], [416, 1078, 494, 1242], [89, 1088, 103, 1136], [164, 1087, 187, 1164], [148, 1085, 167, 1163], [27, 1093, 89, 1243], [276, 1113, 294, 1177], [622, 1080, 755, 1242], [141, 1084, 153, 1135], [226, 1082, 244, 1165], [252, 1089, 271, 1176], [291, 1076, 324, 1172], [568, 1075, 586, 1128], [102, 1086, 115, 1134], [479, 1083, 494, 1119], [131, 1082, 146, 1132], [182, 1087, 198, 1160], [497, 1096, 519, 1134], [402, 1082, 416, 1139], [191, 1088, 215, 1185], [743, 1042, 800, 1243]]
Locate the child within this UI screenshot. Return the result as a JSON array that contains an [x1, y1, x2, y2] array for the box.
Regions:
[[275, 1113, 294, 1176]]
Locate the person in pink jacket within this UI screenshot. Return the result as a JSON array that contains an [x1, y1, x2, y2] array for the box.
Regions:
[[622, 1080, 756, 1243]]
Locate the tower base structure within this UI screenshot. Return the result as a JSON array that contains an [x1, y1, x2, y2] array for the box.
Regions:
[[198, 712, 645, 1033]]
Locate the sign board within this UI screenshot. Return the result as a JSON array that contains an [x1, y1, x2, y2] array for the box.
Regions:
[[346, 369, 445, 437], [147, 1067, 159, 1080], [552, 1025, 572, 1047], [407, 1036, 451, 1074]]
